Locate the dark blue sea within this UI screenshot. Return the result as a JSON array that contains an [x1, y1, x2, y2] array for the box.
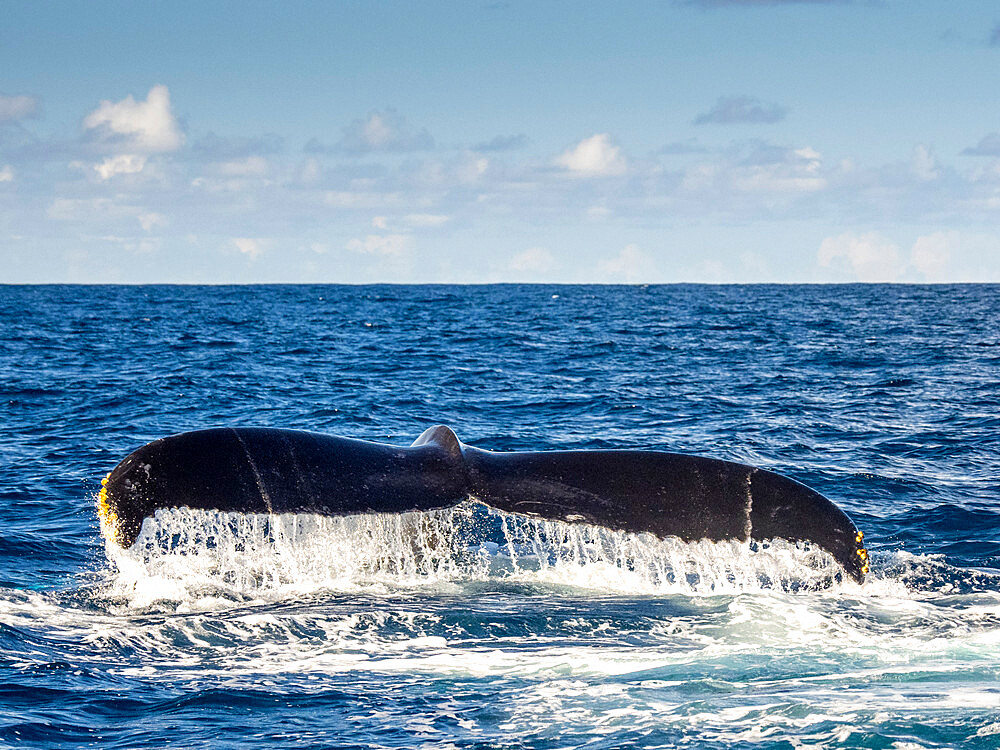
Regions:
[[1, 284, 998, 749]]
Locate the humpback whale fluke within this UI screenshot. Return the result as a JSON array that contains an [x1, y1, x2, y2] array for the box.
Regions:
[[98, 426, 869, 583]]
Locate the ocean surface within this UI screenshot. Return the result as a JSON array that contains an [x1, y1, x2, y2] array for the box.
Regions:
[[1, 283, 998, 749]]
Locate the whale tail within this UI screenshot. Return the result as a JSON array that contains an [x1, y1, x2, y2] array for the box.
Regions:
[[99, 426, 868, 583]]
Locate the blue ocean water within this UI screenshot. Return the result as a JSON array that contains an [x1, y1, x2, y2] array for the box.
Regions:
[[0, 283, 998, 749]]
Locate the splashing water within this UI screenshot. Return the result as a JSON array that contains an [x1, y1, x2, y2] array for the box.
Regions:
[[102, 502, 855, 610], [105, 504, 489, 606]]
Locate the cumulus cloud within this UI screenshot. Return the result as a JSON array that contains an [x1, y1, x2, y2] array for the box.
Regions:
[[818, 232, 903, 281], [231, 237, 266, 259], [597, 244, 656, 283], [0, 94, 39, 122], [83, 85, 182, 152], [962, 133, 1000, 156], [94, 154, 147, 180], [678, 141, 827, 199], [555, 133, 627, 176], [473, 134, 529, 152], [910, 231, 956, 279], [346, 233, 410, 256], [732, 145, 825, 192], [0, 165, 13, 182], [138, 212, 167, 232], [820, 230, 999, 282], [324, 109, 434, 154], [910, 144, 940, 182], [694, 96, 787, 125], [508, 247, 556, 273]]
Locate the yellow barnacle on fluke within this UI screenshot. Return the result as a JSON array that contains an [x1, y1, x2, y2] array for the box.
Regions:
[[856, 531, 869, 577], [96, 472, 120, 543]]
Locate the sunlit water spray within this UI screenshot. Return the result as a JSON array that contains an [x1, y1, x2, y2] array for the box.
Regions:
[[102, 500, 854, 608]]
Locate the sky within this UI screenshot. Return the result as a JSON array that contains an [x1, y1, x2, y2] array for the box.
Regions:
[[3, 0, 1000, 284]]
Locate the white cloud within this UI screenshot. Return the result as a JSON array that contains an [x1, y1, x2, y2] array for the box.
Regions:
[[458, 155, 489, 182], [818, 232, 903, 281], [94, 154, 147, 180], [910, 232, 955, 280], [83, 85, 182, 152], [555, 134, 627, 176], [597, 244, 655, 283], [346, 233, 410, 256], [232, 237, 266, 259], [0, 165, 13, 183], [362, 113, 393, 147], [508, 247, 556, 273], [732, 146, 826, 193], [138, 212, 167, 232], [819, 230, 1000, 282], [0, 94, 38, 122], [911, 144, 940, 182]]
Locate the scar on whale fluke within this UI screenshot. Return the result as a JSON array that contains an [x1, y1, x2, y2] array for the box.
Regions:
[[97, 425, 868, 583]]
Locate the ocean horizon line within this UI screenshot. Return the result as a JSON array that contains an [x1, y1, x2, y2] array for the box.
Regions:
[[3, 280, 998, 288]]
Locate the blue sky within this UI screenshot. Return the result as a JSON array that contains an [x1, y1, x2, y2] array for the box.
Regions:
[[3, 0, 1000, 283]]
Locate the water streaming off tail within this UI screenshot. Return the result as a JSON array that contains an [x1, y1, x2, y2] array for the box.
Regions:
[[103, 501, 850, 606], [106, 503, 490, 603], [499, 512, 846, 593]]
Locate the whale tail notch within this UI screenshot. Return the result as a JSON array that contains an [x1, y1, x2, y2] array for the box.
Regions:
[[99, 426, 868, 583]]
